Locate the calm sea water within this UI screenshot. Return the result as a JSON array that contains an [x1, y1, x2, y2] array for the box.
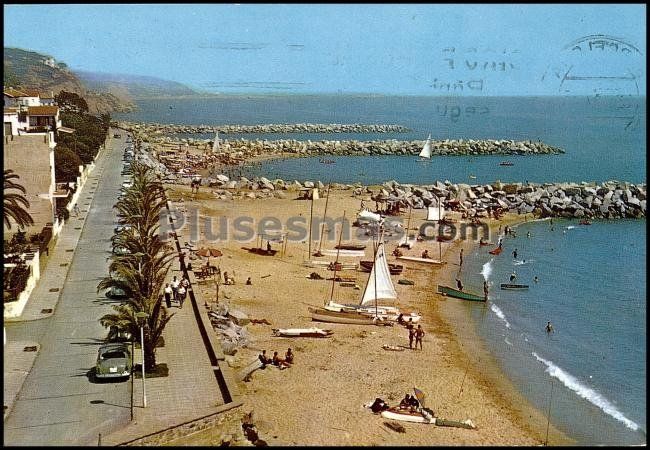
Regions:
[[116, 95, 646, 444], [115, 95, 646, 184]]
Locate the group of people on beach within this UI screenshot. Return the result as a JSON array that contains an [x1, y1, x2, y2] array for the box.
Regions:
[[407, 324, 425, 350], [258, 348, 294, 370]]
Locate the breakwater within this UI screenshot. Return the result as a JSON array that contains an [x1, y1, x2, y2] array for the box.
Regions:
[[116, 121, 564, 157], [197, 176, 645, 220], [117, 121, 410, 134]]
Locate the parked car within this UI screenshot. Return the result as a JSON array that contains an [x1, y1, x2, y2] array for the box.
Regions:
[[95, 343, 131, 380], [112, 245, 131, 256], [107, 285, 128, 299]]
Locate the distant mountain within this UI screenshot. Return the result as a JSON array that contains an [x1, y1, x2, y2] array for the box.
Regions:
[[3, 47, 135, 113], [74, 70, 201, 99]]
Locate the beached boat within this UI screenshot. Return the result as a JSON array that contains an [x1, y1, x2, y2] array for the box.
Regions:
[[272, 327, 333, 337], [500, 283, 529, 290], [381, 407, 436, 424], [489, 247, 503, 255], [437, 285, 487, 302], [309, 306, 381, 325], [397, 256, 445, 265], [359, 260, 403, 275], [416, 134, 432, 162], [335, 243, 367, 251]]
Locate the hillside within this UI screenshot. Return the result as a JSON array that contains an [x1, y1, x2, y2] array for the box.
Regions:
[[4, 47, 136, 113], [75, 70, 200, 99]]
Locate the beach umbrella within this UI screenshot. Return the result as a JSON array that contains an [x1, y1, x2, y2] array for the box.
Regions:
[[196, 247, 223, 266], [413, 387, 426, 407]]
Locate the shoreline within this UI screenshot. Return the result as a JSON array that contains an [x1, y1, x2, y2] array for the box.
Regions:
[[432, 215, 575, 446], [166, 184, 575, 445]]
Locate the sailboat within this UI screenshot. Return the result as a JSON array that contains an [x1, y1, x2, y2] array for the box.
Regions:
[[212, 131, 220, 153], [417, 134, 432, 162], [323, 241, 422, 324]]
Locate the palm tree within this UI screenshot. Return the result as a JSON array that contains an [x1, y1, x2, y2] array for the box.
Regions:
[[4, 169, 34, 230], [98, 162, 176, 371]]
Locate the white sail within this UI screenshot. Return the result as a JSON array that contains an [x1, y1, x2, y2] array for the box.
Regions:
[[426, 205, 445, 221], [418, 134, 432, 158], [212, 131, 220, 153], [360, 243, 398, 306]]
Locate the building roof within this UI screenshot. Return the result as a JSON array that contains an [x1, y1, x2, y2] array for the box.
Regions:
[[4, 88, 28, 98], [40, 93, 55, 99], [27, 105, 59, 116], [4, 107, 19, 115], [21, 89, 41, 97]]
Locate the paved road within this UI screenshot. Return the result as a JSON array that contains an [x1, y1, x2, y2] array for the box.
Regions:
[[4, 131, 134, 445]]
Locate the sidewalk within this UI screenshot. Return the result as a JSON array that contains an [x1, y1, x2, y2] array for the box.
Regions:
[[3, 341, 39, 421]]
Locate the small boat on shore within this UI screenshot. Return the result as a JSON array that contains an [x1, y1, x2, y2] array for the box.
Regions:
[[489, 247, 503, 255], [272, 327, 333, 337], [309, 306, 382, 325], [500, 283, 529, 290], [360, 260, 403, 275], [437, 285, 487, 302], [336, 243, 367, 251], [397, 256, 445, 265], [381, 407, 436, 424]]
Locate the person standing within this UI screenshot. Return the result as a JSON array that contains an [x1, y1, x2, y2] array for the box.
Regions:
[[164, 283, 173, 308], [459, 248, 464, 266], [171, 276, 180, 302], [456, 278, 464, 291], [408, 325, 416, 350], [483, 280, 489, 299], [510, 271, 517, 282], [415, 325, 425, 350], [546, 321, 554, 333], [512, 248, 518, 259], [177, 284, 187, 308]]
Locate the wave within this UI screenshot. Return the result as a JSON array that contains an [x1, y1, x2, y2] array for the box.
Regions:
[[481, 258, 494, 281], [504, 337, 513, 346], [490, 304, 511, 328], [565, 225, 577, 230], [532, 352, 640, 431]]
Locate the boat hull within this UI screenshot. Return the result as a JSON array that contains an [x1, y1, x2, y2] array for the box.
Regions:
[[309, 307, 380, 325], [381, 408, 435, 424], [359, 260, 403, 275], [500, 284, 529, 290], [437, 285, 486, 302], [272, 327, 333, 337], [397, 256, 445, 265]]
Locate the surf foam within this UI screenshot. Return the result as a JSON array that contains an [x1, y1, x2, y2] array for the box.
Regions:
[[532, 352, 640, 431], [490, 304, 511, 328], [481, 258, 494, 281]]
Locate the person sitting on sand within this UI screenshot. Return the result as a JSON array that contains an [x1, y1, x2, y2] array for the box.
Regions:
[[370, 397, 389, 414], [246, 277, 252, 285], [285, 348, 294, 364], [258, 350, 271, 368], [393, 247, 403, 257], [409, 395, 420, 411], [399, 394, 412, 409], [421, 249, 430, 259], [272, 351, 290, 369]]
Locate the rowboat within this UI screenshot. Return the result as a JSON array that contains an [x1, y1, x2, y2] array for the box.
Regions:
[[380, 407, 436, 424], [500, 284, 529, 290], [499, 161, 514, 166], [397, 256, 445, 265], [360, 260, 403, 275], [272, 327, 333, 337], [437, 285, 487, 302], [489, 247, 503, 255]]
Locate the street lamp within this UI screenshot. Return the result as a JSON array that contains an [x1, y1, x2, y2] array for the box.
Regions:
[[135, 311, 149, 408]]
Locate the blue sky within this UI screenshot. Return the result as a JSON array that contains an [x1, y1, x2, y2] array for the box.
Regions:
[[4, 4, 646, 96]]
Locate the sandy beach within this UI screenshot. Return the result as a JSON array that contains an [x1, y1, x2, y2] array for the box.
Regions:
[[164, 183, 575, 446]]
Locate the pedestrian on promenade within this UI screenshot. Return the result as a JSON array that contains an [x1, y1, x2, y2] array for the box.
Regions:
[[179, 251, 186, 270], [408, 325, 416, 350], [73, 204, 80, 217], [177, 284, 187, 308], [171, 276, 180, 302], [415, 325, 425, 350], [164, 283, 173, 308]]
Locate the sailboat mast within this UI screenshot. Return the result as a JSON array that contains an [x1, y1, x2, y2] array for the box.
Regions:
[[317, 183, 331, 254], [328, 211, 345, 305]]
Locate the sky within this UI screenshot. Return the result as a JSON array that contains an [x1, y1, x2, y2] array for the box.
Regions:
[[4, 4, 647, 96]]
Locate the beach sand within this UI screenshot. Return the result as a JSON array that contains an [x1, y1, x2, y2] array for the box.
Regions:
[[166, 184, 574, 446]]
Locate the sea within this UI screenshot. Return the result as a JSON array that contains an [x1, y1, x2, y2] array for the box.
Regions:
[[114, 95, 646, 445]]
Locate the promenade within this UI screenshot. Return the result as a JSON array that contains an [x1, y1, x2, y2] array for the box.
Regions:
[[4, 129, 240, 445]]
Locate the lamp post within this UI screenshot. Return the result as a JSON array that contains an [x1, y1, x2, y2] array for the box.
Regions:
[[135, 311, 148, 408]]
